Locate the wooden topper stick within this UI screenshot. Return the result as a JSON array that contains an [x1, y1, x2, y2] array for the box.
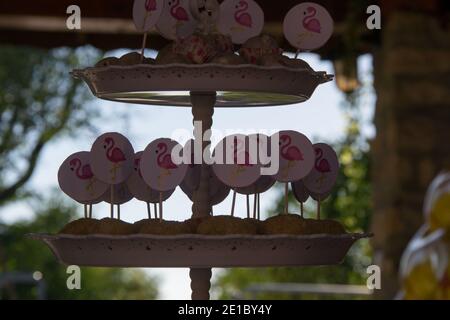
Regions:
[[117, 204, 121, 220], [159, 192, 163, 222], [140, 32, 148, 63], [257, 193, 261, 221], [317, 196, 321, 220], [253, 194, 257, 219], [89, 204, 93, 219], [284, 182, 289, 214], [147, 202, 151, 219], [295, 49, 301, 59], [300, 202, 304, 217], [153, 203, 158, 219], [230, 190, 236, 217], [246, 194, 250, 218], [110, 185, 114, 219], [84, 204, 88, 218]]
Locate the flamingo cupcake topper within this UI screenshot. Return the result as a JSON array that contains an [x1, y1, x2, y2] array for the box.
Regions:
[[217, 0, 264, 44], [156, 0, 196, 40], [133, 0, 164, 61], [212, 134, 261, 189], [283, 2, 334, 51], [58, 151, 109, 218], [126, 151, 175, 219], [90, 132, 134, 219]]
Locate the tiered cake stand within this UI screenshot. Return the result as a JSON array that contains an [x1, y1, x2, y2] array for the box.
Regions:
[[31, 63, 370, 300]]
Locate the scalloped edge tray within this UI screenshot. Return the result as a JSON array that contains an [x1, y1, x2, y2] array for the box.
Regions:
[[29, 232, 371, 268], [71, 63, 334, 107]]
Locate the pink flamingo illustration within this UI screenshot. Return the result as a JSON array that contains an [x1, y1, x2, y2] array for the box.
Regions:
[[280, 134, 303, 176], [145, 0, 157, 11], [314, 147, 330, 187], [70, 158, 95, 193], [141, 0, 158, 29], [156, 142, 178, 185], [170, 0, 189, 22], [234, 1, 252, 28], [104, 137, 126, 181], [302, 6, 321, 34]]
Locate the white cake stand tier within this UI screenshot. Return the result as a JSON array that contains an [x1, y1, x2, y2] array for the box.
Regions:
[[29, 233, 370, 268], [71, 64, 333, 107]]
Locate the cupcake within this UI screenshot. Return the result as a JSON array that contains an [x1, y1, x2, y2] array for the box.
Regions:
[[95, 57, 120, 68], [59, 218, 100, 235], [197, 215, 258, 235], [119, 52, 144, 65], [155, 44, 190, 64], [137, 219, 193, 235], [261, 214, 306, 235], [173, 34, 217, 64], [96, 218, 134, 235], [239, 34, 283, 65]]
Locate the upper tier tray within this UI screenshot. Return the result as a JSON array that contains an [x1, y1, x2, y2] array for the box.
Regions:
[[29, 232, 370, 268], [71, 64, 333, 107]]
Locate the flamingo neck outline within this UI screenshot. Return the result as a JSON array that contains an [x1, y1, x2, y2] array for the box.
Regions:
[[234, 1, 252, 28], [280, 134, 292, 155], [145, 0, 157, 11], [69, 158, 93, 179], [157, 142, 168, 165], [70, 158, 82, 176], [104, 137, 115, 158], [314, 148, 323, 167], [302, 6, 321, 34], [235, 1, 249, 16], [304, 6, 317, 22]]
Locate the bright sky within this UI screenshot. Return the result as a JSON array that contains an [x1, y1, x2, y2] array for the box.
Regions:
[[0, 54, 375, 299]]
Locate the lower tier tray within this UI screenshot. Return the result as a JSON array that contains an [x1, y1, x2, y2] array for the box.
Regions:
[[29, 233, 371, 268]]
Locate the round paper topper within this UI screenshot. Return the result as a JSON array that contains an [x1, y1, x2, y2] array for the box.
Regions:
[[303, 143, 339, 195], [217, 0, 264, 44], [156, 0, 196, 40], [273, 130, 314, 183], [212, 134, 261, 188], [133, 0, 165, 32], [283, 2, 333, 51], [102, 183, 134, 205], [181, 171, 230, 206], [58, 151, 109, 203], [126, 151, 175, 202], [291, 179, 310, 203], [90, 132, 135, 185], [141, 138, 188, 192]]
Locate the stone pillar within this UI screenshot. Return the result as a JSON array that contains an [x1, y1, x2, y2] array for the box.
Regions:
[[371, 12, 450, 298]]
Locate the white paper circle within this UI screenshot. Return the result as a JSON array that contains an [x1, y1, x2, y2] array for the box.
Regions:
[[303, 143, 339, 195], [283, 2, 333, 51], [126, 151, 175, 202], [141, 138, 188, 192], [273, 130, 314, 183], [58, 151, 109, 203], [102, 183, 134, 205], [181, 170, 230, 206], [212, 134, 261, 188], [133, 0, 165, 32], [217, 0, 264, 44], [156, 0, 196, 40], [291, 179, 310, 203], [90, 132, 134, 185]]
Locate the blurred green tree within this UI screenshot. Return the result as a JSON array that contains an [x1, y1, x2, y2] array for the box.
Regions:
[[0, 45, 101, 206], [0, 193, 158, 299], [214, 91, 373, 299]]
